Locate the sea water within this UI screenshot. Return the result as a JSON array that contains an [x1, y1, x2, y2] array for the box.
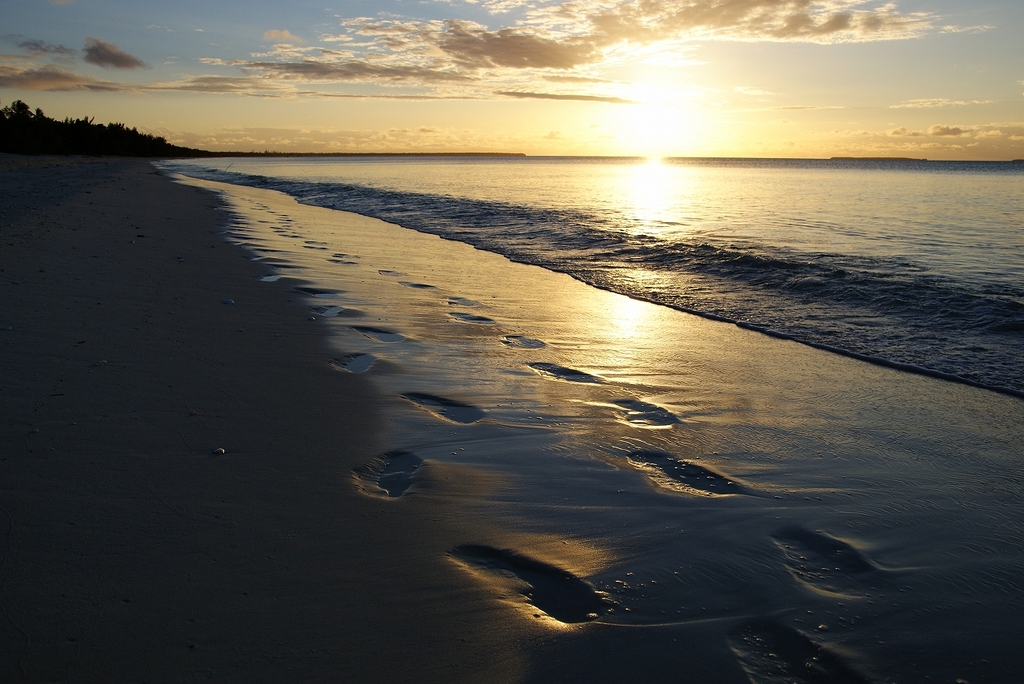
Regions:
[[162, 156, 1024, 395]]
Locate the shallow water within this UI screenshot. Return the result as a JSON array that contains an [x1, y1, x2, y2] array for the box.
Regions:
[[161, 156, 1024, 395], [177, 173, 1024, 683]]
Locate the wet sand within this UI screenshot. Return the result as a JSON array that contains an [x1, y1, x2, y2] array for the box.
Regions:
[[3, 156, 1024, 683]]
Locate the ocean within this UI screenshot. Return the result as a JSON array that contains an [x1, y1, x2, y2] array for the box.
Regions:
[[162, 156, 1024, 396]]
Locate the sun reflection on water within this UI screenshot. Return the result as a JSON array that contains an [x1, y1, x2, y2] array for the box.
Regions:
[[627, 158, 680, 230]]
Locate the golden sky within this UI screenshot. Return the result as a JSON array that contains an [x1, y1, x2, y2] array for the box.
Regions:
[[2, 0, 1023, 158]]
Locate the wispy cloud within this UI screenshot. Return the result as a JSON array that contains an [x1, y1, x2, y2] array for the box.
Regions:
[[889, 124, 972, 137], [241, 59, 474, 84], [148, 75, 285, 93], [12, 38, 78, 59], [928, 124, 969, 137], [939, 24, 993, 34], [0, 64, 121, 91], [735, 86, 774, 96], [891, 98, 993, 108], [83, 37, 146, 69], [888, 126, 924, 137], [496, 90, 633, 103]]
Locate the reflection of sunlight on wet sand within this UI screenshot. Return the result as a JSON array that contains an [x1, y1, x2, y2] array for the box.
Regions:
[[585, 287, 671, 379], [609, 293, 648, 340]]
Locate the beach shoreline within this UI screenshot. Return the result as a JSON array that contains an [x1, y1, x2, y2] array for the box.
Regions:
[[0, 157, 532, 682], [4, 156, 1024, 683]]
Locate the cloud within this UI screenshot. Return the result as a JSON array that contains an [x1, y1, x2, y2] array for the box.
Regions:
[[83, 37, 146, 69], [242, 59, 474, 84], [574, 0, 935, 46], [9, 0, 949, 107], [439, 20, 597, 69], [148, 75, 285, 93], [312, 0, 939, 88], [891, 98, 993, 108], [0, 64, 120, 91], [496, 90, 633, 103], [12, 38, 78, 59], [891, 124, 973, 138], [264, 30, 306, 45], [889, 127, 924, 137], [939, 24, 993, 34], [735, 86, 774, 96], [928, 124, 968, 137], [544, 74, 615, 84]]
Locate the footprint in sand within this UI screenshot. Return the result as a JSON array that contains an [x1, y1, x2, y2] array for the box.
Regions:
[[625, 450, 749, 496], [610, 399, 680, 427], [378, 269, 404, 277], [328, 258, 358, 265], [399, 281, 437, 290], [448, 296, 481, 308], [295, 287, 341, 299], [401, 392, 485, 424], [501, 335, 546, 349], [728, 620, 871, 684], [352, 326, 405, 343], [450, 312, 496, 325], [772, 526, 880, 594], [311, 305, 344, 317], [353, 450, 424, 498], [527, 362, 601, 383], [330, 354, 377, 373], [449, 545, 613, 624]]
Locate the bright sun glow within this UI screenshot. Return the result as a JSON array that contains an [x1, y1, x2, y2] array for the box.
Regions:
[[610, 81, 698, 157]]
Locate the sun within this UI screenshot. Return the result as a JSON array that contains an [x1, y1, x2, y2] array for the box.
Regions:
[[605, 81, 700, 157]]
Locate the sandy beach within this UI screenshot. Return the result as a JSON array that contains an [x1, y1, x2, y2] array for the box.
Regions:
[[0, 157, 531, 682], [3, 156, 1024, 683]]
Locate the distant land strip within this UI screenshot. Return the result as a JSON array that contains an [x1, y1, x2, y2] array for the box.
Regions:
[[830, 156, 929, 161]]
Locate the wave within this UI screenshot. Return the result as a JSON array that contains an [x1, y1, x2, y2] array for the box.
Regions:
[[173, 165, 1024, 396]]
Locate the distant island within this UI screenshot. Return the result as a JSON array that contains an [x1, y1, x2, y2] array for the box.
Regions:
[[0, 100, 523, 158], [830, 156, 928, 161]]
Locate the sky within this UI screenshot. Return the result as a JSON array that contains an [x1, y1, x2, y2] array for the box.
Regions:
[[1, 0, 1022, 158]]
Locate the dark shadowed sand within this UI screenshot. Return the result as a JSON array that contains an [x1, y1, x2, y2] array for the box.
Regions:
[[0, 157, 528, 682], [3, 155, 1024, 683]]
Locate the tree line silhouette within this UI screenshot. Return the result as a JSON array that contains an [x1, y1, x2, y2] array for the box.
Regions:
[[1, 99, 526, 158], [0, 100, 212, 157]]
